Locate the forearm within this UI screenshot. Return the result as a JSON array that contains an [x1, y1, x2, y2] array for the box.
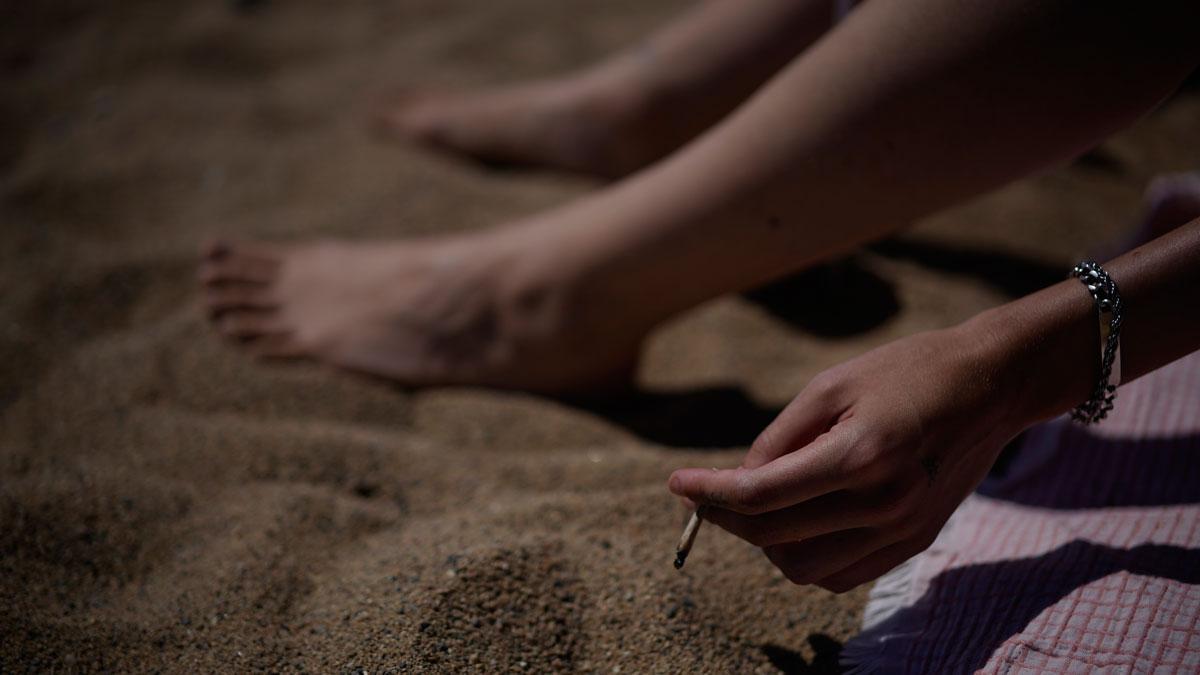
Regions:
[[517, 0, 1198, 327], [965, 218, 1200, 429]]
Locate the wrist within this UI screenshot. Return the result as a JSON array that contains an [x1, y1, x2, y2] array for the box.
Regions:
[[956, 279, 1099, 430]]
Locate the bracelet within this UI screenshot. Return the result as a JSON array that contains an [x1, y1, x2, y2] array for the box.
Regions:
[[1069, 261, 1123, 424]]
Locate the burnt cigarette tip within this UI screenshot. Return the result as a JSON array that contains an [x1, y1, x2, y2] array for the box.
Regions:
[[673, 506, 704, 571]]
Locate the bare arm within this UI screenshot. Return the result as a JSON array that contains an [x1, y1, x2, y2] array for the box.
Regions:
[[992, 217, 1200, 424], [504, 0, 1200, 332], [668, 219, 1200, 591]]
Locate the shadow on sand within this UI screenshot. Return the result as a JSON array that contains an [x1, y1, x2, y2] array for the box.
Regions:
[[761, 634, 846, 674], [574, 240, 1066, 449], [742, 256, 900, 337], [572, 385, 781, 449]]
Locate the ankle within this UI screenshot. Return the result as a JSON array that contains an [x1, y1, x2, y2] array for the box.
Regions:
[[475, 225, 652, 356], [553, 66, 673, 175], [571, 56, 656, 122]]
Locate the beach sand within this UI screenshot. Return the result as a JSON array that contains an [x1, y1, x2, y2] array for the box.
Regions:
[[2, 1, 1197, 671]]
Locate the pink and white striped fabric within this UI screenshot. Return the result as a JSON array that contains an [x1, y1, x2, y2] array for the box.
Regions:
[[844, 350, 1200, 673]]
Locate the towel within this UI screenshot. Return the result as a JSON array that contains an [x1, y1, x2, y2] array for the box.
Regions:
[[844, 350, 1200, 673]]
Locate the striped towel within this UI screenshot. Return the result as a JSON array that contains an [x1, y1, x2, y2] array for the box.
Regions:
[[843, 350, 1200, 673]]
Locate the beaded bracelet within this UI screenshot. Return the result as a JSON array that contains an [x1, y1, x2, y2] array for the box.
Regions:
[[1069, 261, 1123, 424]]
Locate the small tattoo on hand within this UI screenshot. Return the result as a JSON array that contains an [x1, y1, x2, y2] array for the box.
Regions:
[[920, 457, 940, 485]]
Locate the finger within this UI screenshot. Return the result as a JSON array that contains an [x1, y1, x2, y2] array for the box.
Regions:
[[743, 374, 844, 470], [668, 424, 858, 514], [702, 489, 881, 547], [814, 533, 937, 594], [217, 310, 288, 340], [204, 285, 277, 316], [764, 527, 895, 586]]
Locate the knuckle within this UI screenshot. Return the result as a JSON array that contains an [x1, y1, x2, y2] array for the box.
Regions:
[[839, 440, 886, 479], [806, 370, 841, 399], [845, 439, 911, 485], [870, 480, 921, 523], [731, 471, 767, 513], [748, 425, 781, 463]]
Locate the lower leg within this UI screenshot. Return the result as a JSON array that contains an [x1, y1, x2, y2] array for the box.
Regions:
[[206, 0, 1198, 393], [373, 0, 839, 178]]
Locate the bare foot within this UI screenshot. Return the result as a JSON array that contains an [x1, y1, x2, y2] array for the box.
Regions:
[[370, 73, 685, 180], [198, 236, 642, 393]]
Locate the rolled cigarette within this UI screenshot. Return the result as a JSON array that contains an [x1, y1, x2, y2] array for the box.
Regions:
[[673, 505, 707, 570]]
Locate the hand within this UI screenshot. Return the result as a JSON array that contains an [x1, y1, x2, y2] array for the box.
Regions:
[[668, 324, 1031, 592]]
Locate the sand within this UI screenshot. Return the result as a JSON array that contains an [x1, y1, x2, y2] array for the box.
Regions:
[[2, 1, 1198, 671]]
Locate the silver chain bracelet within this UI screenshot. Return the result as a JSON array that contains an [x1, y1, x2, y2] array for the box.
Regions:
[[1069, 261, 1123, 424]]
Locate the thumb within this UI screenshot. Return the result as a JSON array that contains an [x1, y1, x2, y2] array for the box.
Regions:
[[670, 422, 851, 515], [742, 375, 842, 470], [668, 467, 756, 514]]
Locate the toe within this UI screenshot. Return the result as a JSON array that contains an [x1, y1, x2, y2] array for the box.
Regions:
[[201, 239, 233, 260], [204, 285, 276, 316], [217, 310, 287, 340], [246, 333, 307, 360], [232, 240, 284, 259], [369, 89, 443, 138], [397, 108, 443, 143], [199, 249, 280, 285]]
